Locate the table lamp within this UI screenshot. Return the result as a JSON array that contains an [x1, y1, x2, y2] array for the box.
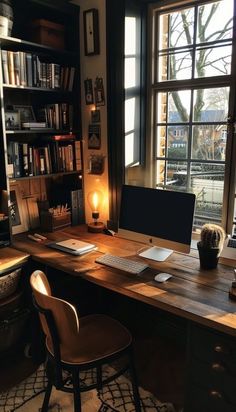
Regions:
[[87, 190, 105, 232]]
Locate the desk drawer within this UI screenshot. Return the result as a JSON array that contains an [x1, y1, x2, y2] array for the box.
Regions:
[[189, 356, 236, 406], [185, 384, 236, 412], [190, 325, 236, 372]]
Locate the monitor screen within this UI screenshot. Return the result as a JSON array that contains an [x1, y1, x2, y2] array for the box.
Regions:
[[118, 185, 196, 261]]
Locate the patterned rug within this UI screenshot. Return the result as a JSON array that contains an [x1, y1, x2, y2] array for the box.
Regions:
[[0, 364, 176, 412]]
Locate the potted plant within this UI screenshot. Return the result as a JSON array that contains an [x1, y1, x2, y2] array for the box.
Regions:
[[197, 223, 225, 269]]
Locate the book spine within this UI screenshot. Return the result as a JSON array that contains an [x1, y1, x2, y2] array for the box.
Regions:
[[1, 50, 9, 84], [68, 67, 75, 91], [26, 52, 33, 87], [13, 51, 20, 86], [8, 51, 15, 85], [22, 143, 29, 176]]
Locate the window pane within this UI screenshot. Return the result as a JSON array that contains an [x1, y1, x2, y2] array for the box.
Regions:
[[167, 161, 187, 189], [125, 58, 136, 88], [125, 98, 135, 133], [196, 1, 233, 44], [195, 45, 232, 78], [159, 50, 192, 81], [125, 133, 135, 166], [168, 90, 191, 123], [167, 126, 188, 159], [192, 125, 227, 160], [193, 87, 229, 122], [191, 162, 225, 226], [125, 17, 136, 55], [159, 8, 194, 50]]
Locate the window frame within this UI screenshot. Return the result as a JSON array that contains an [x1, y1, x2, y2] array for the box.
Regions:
[[147, 0, 236, 233]]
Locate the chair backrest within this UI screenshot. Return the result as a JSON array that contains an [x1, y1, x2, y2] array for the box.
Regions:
[[30, 270, 80, 361]]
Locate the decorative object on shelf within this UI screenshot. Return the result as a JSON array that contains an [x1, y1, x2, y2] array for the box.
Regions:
[[0, 0, 13, 36], [91, 109, 100, 123], [197, 223, 225, 269], [9, 184, 28, 234], [88, 124, 101, 149], [13, 105, 36, 125], [94, 77, 105, 106], [84, 78, 94, 105], [30, 19, 65, 49], [83, 8, 100, 56], [89, 154, 105, 175], [5, 109, 20, 130], [87, 189, 104, 232]]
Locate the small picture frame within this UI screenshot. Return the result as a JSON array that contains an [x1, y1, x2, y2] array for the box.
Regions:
[[94, 77, 105, 106], [83, 8, 100, 56], [89, 154, 105, 175], [9, 184, 28, 234], [88, 124, 101, 149], [5, 110, 20, 130], [91, 109, 100, 123], [84, 79, 94, 105], [13, 105, 36, 124]]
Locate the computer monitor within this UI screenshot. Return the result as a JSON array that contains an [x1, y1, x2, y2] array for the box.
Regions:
[[118, 185, 196, 261]]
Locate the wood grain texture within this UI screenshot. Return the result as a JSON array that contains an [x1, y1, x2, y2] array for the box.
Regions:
[[12, 225, 236, 336], [0, 247, 29, 273]]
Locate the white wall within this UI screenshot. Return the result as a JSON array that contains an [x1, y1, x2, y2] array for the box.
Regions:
[[71, 0, 109, 226]]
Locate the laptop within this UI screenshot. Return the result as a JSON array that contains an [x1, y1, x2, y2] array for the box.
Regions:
[[220, 237, 236, 260], [47, 238, 97, 256]]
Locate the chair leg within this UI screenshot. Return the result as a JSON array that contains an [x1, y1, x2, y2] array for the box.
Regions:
[[41, 381, 53, 412], [72, 369, 82, 412], [97, 365, 103, 390], [128, 356, 142, 412]]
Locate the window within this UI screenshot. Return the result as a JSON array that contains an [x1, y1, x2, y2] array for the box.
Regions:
[[150, 0, 235, 230]]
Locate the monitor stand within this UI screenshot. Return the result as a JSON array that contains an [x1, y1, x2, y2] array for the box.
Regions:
[[139, 246, 173, 262]]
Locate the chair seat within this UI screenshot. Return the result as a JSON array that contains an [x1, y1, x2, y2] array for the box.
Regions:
[[46, 314, 132, 365]]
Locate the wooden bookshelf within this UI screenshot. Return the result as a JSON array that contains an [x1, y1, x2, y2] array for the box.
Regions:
[[0, 0, 83, 243]]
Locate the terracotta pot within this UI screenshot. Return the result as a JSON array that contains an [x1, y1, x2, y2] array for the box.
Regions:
[[197, 241, 220, 270]]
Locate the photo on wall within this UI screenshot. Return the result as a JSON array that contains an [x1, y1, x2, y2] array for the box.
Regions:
[[88, 124, 101, 149], [84, 78, 94, 105]]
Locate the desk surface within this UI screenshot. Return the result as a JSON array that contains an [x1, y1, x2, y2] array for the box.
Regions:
[[12, 226, 236, 337]]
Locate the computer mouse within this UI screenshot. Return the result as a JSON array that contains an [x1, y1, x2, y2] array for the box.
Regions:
[[154, 273, 172, 282]]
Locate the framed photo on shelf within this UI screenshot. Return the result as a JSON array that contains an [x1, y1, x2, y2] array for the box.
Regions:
[[83, 8, 100, 56], [5, 110, 20, 130], [9, 185, 28, 235], [13, 105, 36, 123]]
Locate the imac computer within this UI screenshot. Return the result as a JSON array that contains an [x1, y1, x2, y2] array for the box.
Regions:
[[118, 185, 196, 262]]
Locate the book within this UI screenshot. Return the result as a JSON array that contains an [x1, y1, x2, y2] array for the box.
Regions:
[[8, 50, 15, 85], [1, 50, 9, 84]]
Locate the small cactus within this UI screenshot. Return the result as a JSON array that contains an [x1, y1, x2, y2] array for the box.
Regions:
[[200, 223, 225, 251]]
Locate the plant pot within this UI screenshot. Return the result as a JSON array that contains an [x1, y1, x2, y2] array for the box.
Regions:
[[197, 242, 220, 270], [0, 0, 13, 36]]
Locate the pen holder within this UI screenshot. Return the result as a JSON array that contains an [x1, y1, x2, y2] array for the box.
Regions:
[[40, 211, 71, 232]]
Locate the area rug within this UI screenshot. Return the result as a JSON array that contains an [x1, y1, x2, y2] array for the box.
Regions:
[[0, 364, 175, 412]]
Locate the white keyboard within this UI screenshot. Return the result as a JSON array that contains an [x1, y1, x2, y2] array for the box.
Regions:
[[95, 254, 149, 274]]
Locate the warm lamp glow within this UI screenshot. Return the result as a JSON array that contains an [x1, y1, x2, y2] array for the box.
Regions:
[[87, 190, 105, 232]]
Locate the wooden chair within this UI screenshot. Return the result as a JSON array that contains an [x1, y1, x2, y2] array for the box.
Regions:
[[30, 270, 141, 412]]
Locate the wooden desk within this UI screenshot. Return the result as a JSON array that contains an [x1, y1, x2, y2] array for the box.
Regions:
[[12, 226, 236, 411]]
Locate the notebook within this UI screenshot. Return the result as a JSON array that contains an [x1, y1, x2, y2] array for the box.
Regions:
[[47, 238, 97, 255]]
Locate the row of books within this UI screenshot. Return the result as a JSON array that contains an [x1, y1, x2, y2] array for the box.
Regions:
[[7, 140, 82, 178], [1, 50, 75, 90], [44, 103, 73, 130]]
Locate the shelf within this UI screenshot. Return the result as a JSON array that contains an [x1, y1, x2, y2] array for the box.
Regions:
[[0, 35, 77, 60], [3, 84, 73, 93], [9, 170, 82, 181], [6, 129, 79, 135]]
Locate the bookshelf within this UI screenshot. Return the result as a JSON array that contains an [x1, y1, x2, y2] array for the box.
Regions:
[[0, 0, 83, 245]]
